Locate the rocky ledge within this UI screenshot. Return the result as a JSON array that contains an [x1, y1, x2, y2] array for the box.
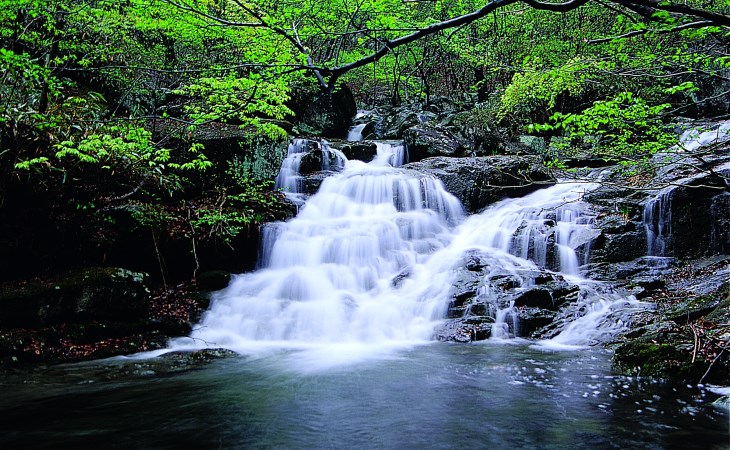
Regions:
[[0, 268, 219, 367]]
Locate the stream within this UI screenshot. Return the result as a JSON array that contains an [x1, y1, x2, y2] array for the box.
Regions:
[[0, 344, 728, 449], [1, 133, 728, 448]]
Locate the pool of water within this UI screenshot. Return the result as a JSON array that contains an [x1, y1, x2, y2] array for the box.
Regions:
[[1, 343, 727, 449]]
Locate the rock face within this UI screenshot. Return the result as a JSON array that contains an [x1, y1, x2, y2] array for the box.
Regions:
[[403, 155, 555, 213], [338, 142, 378, 163], [433, 250, 582, 343], [0, 267, 151, 328], [611, 257, 730, 384], [403, 123, 464, 161], [711, 192, 730, 254], [291, 85, 357, 138]]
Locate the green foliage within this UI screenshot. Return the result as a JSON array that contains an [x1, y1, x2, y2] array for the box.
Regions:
[[530, 91, 677, 172], [499, 58, 594, 126]]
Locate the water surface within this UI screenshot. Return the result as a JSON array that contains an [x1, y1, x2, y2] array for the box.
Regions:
[[1, 344, 727, 449]]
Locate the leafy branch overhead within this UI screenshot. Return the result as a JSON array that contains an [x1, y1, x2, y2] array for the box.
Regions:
[[159, 0, 730, 92], [1, 0, 729, 208]]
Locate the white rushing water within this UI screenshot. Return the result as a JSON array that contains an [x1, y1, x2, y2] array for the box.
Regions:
[[171, 141, 646, 363], [346, 123, 366, 141]]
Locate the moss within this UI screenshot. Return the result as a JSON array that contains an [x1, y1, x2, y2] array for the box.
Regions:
[[612, 340, 705, 381]]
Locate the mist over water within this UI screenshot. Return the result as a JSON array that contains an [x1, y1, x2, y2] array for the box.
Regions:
[[171, 140, 647, 369]]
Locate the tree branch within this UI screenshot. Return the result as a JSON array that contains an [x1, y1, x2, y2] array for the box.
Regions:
[[587, 20, 715, 44], [613, 0, 730, 28]]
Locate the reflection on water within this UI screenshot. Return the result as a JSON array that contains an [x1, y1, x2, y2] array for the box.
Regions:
[[0, 344, 727, 449]]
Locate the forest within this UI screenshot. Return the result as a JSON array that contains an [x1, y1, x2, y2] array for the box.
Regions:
[[1, 1, 730, 446], [1, 0, 729, 375]]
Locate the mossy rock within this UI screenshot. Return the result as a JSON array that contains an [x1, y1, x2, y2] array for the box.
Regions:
[[612, 321, 729, 383], [612, 339, 704, 381]]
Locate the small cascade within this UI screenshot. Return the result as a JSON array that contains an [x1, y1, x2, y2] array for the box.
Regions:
[[643, 188, 673, 257], [274, 138, 310, 196], [450, 182, 599, 275], [440, 182, 643, 343], [347, 123, 366, 141], [373, 141, 407, 167], [274, 139, 346, 203]]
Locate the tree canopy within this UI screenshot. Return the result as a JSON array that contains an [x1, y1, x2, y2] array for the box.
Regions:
[[1, 0, 729, 269]]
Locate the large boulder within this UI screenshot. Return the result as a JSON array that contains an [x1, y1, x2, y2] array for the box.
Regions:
[[338, 142, 379, 163], [290, 84, 357, 138], [374, 108, 436, 139], [403, 123, 464, 161], [403, 155, 555, 213], [0, 268, 151, 328]]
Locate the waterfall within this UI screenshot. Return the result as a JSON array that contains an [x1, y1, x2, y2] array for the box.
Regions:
[[347, 124, 366, 141], [643, 188, 673, 257], [641, 120, 730, 258], [171, 143, 644, 359], [274, 139, 345, 204], [273, 138, 309, 196], [450, 182, 599, 275]]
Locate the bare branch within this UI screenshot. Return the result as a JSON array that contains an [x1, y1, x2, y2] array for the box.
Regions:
[[587, 20, 715, 44], [613, 0, 730, 28]]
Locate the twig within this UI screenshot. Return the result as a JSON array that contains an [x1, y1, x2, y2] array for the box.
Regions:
[[690, 323, 699, 363], [698, 347, 726, 385]]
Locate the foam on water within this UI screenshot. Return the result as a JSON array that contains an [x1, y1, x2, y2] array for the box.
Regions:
[[171, 143, 647, 366]]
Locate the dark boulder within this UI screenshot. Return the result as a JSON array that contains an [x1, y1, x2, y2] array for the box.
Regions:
[[513, 288, 553, 309], [403, 123, 464, 161], [515, 308, 557, 338], [375, 108, 435, 139], [433, 316, 493, 342], [338, 142, 378, 163], [299, 148, 345, 174], [290, 84, 357, 138], [0, 268, 150, 328], [403, 155, 555, 213]]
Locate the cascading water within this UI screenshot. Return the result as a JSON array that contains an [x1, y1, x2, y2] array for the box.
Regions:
[[442, 181, 644, 344], [274, 139, 346, 204], [641, 120, 730, 260], [346, 123, 366, 141], [643, 188, 673, 257], [175, 144, 464, 355], [172, 142, 645, 361]]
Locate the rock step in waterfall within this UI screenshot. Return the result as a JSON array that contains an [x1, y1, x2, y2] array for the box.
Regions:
[[169, 130, 653, 356]]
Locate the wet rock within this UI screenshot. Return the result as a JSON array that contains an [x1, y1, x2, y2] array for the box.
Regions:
[[516, 308, 557, 338], [666, 297, 722, 324], [403, 123, 464, 161], [390, 269, 411, 289], [433, 317, 493, 343], [590, 230, 647, 264], [375, 108, 434, 139], [403, 155, 555, 213], [300, 171, 337, 195], [338, 142, 378, 162], [615, 256, 677, 280], [513, 288, 553, 309], [514, 282, 580, 310], [299, 148, 344, 174]]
